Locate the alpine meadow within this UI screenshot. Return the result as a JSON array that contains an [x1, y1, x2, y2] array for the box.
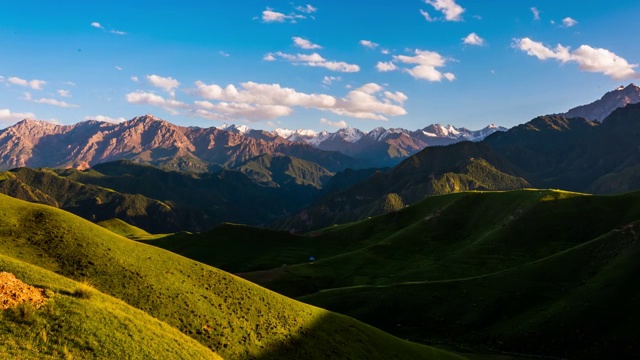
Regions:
[[1, 1, 640, 359]]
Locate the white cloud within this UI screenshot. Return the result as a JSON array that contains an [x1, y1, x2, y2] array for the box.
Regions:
[[146, 75, 180, 96], [562, 17, 578, 27], [0, 109, 36, 123], [219, 51, 230, 57], [531, 7, 540, 20], [514, 37, 638, 80], [91, 21, 125, 35], [126, 91, 187, 115], [7, 76, 46, 90], [115, 66, 123, 71], [263, 53, 276, 61], [268, 52, 360, 72], [424, 0, 464, 22], [83, 115, 126, 123], [57, 89, 70, 97], [192, 80, 406, 121], [376, 61, 397, 72], [462, 32, 485, 46], [65, 81, 76, 86], [295, 4, 317, 13], [261, 8, 305, 23], [293, 36, 322, 49], [320, 118, 348, 128], [131, 76, 139, 82], [384, 91, 408, 104], [194, 101, 293, 121], [381, 49, 390, 55], [322, 76, 341, 85], [33, 98, 79, 108], [360, 40, 379, 49], [393, 49, 456, 81], [419, 9, 434, 22]]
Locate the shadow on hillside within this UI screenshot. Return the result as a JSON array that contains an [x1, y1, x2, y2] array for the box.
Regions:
[[247, 311, 458, 360]]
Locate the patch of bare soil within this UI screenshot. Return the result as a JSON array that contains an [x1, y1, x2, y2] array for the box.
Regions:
[[0, 272, 47, 310]]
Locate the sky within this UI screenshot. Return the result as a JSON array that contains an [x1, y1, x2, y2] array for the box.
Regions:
[[0, 0, 639, 132]]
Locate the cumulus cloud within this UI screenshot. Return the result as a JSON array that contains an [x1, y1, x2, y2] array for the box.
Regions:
[[0, 109, 36, 123], [424, 0, 464, 22], [384, 91, 408, 104], [360, 40, 379, 49], [192, 81, 406, 121], [193, 101, 293, 121], [33, 97, 79, 108], [293, 36, 322, 49], [562, 17, 578, 27], [393, 49, 456, 81], [462, 32, 485, 46], [147, 75, 180, 96], [131, 76, 139, 82], [7, 76, 46, 90], [90, 22, 103, 29], [57, 89, 71, 97], [531, 7, 540, 20], [320, 118, 348, 128], [514, 37, 638, 80], [126, 92, 187, 115], [83, 115, 126, 123], [376, 61, 397, 72], [266, 52, 360, 72]]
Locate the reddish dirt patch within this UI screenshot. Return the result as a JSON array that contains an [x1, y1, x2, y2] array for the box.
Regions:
[[0, 272, 47, 310]]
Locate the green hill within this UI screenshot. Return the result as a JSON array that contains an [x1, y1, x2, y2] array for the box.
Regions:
[[139, 189, 640, 359], [0, 193, 463, 360]]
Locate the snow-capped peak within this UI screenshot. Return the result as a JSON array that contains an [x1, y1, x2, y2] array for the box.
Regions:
[[333, 127, 364, 143], [218, 123, 251, 133]]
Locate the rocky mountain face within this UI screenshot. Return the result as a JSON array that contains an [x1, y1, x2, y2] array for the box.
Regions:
[[0, 114, 361, 172], [562, 83, 640, 122]]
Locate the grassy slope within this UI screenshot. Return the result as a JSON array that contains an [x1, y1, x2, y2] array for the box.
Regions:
[[0, 193, 463, 360], [299, 220, 640, 359], [138, 189, 640, 359], [0, 254, 221, 360], [97, 218, 161, 240]]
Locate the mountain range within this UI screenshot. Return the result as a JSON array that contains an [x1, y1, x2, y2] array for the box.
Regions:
[[282, 101, 640, 231]]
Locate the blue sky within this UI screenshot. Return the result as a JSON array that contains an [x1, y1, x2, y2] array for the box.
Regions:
[[1, 0, 639, 132]]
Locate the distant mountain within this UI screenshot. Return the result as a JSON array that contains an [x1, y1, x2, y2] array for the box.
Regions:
[[283, 102, 640, 232], [269, 123, 506, 166], [0, 114, 362, 173], [562, 83, 640, 122]]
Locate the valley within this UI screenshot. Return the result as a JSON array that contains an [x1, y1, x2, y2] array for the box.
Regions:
[[1, 1, 640, 355]]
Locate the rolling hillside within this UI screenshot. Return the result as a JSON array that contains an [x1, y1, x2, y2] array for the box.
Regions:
[[138, 189, 640, 359], [0, 193, 463, 360]]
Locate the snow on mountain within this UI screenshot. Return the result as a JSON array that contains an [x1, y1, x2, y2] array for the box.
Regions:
[[217, 123, 251, 133]]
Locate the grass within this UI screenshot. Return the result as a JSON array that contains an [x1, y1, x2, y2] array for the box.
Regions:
[[0, 253, 220, 360], [0, 193, 464, 360], [138, 188, 640, 359]]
